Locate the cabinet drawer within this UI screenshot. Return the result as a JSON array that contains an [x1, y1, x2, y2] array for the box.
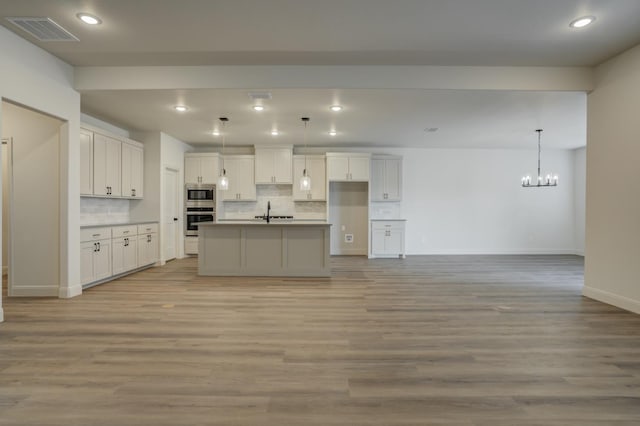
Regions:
[[137, 223, 158, 235], [81, 227, 112, 242], [371, 221, 405, 231], [112, 225, 138, 238]]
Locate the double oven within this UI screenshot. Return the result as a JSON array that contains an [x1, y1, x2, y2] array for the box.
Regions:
[[185, 184, 215, 236]]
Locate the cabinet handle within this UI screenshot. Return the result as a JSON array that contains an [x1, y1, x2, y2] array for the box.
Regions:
[[147, 234, 151, 242], [92, 233, 101, 237], [97, 241, 101, 252], [93, 242, 98, 252]]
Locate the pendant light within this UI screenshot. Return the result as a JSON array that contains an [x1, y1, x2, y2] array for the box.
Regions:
[[217, 117, 229, 190], [521, 129, 558, 187], [299, 117, 311, 191]]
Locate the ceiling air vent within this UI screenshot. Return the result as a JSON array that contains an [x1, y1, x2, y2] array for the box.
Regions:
[[6, 17, 79, 41], [248, 92, 272, 100]]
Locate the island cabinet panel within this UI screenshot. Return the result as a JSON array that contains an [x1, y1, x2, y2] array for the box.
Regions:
[[198, 223, 330, 277]]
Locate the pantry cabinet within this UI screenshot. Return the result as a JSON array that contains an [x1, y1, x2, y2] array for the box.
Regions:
[[292, 155, 326, 201], [370, 156, 402, 201], [326, 153, 370, 181], [185, 153, 219, 184], [222, 155, 256, 201], [255, 147, 293, 184], [121, 142, 144, 198]]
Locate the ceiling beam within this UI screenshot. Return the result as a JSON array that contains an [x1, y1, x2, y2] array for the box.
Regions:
[[75, 65, 594, 92]]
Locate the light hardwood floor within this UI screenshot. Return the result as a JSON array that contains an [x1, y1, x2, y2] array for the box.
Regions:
[[1, 255, 640, 425]]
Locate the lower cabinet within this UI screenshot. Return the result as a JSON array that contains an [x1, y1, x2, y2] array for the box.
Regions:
[[185, 236, 198, 255], [81, 222, 158, 288], [370, 220, 406, 258], [81, 227, 112, 286], [112, 225, 139, 275], [138, 230, 159, 266]]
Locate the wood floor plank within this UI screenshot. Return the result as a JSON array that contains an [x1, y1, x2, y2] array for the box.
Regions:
[[2, 254, 640, 425]]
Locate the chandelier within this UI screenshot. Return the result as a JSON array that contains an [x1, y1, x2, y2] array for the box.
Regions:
[[521, 129, 558, 187]]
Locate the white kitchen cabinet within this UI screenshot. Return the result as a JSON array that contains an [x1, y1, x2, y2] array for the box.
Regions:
[[80, 227, 113, 286], [137, 223, 159, 267], [185, 153, 219, 184], [93, 133, 122, 196], [255, 147, 292, 184], [326, 153, 370, 181], [185, 236, 198, 255], [292, 155, 326, 201], [370, 220, 406, 258], [371, 156, 402, 201], [222, 155, 256, 201], [121, 141, 144, 198], [112, 225, 138, 275], [80, 129, 94, 195]]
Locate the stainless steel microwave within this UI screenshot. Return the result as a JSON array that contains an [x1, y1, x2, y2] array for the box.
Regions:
[[185, 184, 215, 203]]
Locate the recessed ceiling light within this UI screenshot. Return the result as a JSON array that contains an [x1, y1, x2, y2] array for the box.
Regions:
[[271, 130, 279, 136], [330, 105, 343, 112], [329, 130, 337, 136], [174, 105, 188, 112], [570, 16, 595, 28], [212, 130, 220, 136], [76, 13, 102, 25], [253, 105, 265, 112]]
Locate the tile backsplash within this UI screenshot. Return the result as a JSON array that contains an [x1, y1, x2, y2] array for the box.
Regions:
[[222, 185, 326, 220], [80, 197, 130, 225]]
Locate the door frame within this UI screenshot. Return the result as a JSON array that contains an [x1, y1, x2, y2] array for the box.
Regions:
[[1, 137, 13, 295]]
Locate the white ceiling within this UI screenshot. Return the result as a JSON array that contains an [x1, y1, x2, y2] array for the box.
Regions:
[[81, 89, 586, 149], [2, 0, 634, 149]]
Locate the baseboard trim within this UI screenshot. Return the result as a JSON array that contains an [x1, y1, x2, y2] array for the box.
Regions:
[[9, 286, 58, 297], [59, 284, 82, 299], [405, 249, 581, 255], [583, 286, 640, 315]]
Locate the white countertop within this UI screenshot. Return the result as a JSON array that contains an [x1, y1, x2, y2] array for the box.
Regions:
[[198, 221, 331, 226], [370, 218, 407, 221], [81, 221, 158, 229]]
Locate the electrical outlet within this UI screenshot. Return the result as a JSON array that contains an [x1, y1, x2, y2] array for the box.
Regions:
[[345, 234, 353, 243]]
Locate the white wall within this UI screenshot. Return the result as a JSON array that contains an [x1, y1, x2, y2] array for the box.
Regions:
[[2, 102, 62, 296], [584, 43, 640, 314], [573, 147, 586, 255], [0, 26, 81, 320]]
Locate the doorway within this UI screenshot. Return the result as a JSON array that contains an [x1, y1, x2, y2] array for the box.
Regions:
[[163, 167, 179, 262], [2, 101, 63, 297]]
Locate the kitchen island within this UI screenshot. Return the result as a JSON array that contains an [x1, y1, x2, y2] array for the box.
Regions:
[[197, 222, 331, 277]]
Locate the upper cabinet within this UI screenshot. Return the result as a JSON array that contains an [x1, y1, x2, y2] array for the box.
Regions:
[[292, 155, 326, 201], [222, 155, 256, 201], [254, 146, 292, 184], [80, 129, 94, 196], [93, 133, 122, 197], [326, 153, 371, 182], [185, 153, 219, 185], [122, 141, 144, 198], [370, 155, 402, 201], [81, 126, 144, 199]]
